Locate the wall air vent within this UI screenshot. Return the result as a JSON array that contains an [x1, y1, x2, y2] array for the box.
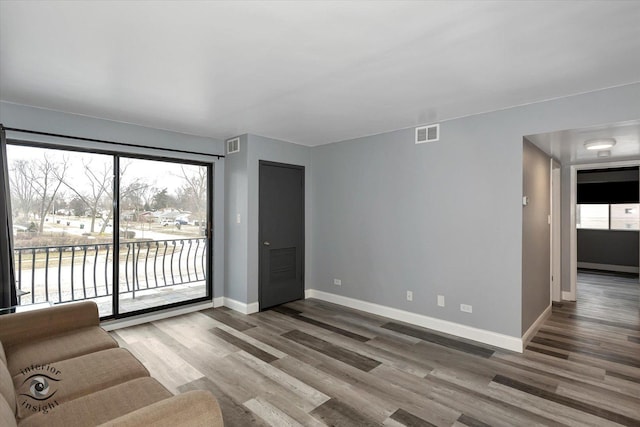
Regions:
[[415, 124, 439, 144], [226, 137, 240, 154]]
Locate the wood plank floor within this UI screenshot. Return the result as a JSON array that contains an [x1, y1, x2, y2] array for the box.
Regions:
[[111, 271, 640, 426]]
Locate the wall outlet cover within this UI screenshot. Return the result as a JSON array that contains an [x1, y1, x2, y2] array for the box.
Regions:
[[437, 295, 445, 307], [406, 291, 413, 301], [333, 279, 342, 286], [460, 304, 472, 313]]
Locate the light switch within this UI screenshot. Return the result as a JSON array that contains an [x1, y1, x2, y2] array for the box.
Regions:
[[236, 213, 241, 224]]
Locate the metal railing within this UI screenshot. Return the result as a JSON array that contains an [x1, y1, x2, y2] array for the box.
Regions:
[[14, 238, 207, 305]]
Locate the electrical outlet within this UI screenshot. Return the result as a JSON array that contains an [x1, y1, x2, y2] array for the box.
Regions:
[[333, 279, 342, 286], [406, 291, 413, 301], [460, 304, 472, 313], [236, 213, 241, 224], [437, 295, 445, 307]]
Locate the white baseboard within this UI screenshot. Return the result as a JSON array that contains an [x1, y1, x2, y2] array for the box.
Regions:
[[562, 290, 576, 301], [577, 262, 639, 274], [100, 297, 258, 331], [101, 301, 214, 331], [522, 304, 552, 348], [305, 289, 524, 353], [223, 297, 259, 314]]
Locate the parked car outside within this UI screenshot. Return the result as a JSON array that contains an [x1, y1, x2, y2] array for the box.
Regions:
[[175, 217, 189, 225]]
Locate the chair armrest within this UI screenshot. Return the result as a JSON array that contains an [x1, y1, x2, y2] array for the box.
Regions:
[[0, 301, 99, 348], [98, 391, 224, 427]]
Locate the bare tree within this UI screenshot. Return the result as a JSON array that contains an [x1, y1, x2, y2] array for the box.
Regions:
[[8, 159, 37, 220], [34, 156, 69, 233], [121, 180, 150, 212], [61, 159, 112, 233], [9, 156, 69, 232], [52, 190, 68, 215], [176, 165, 208, 228], [97, 161, 149, 234]]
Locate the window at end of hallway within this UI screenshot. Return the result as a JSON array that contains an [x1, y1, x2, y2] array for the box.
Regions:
[[577, 203, 639, 231]]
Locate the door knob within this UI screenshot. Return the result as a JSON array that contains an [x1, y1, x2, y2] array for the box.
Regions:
[[263, 241, 271, 246]]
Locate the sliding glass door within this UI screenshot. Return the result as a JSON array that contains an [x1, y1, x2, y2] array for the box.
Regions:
[[6, 142, 212, 318]]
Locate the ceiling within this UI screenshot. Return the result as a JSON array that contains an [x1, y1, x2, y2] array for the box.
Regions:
[[526, 120, 640, 165], [1, 1, 639, 147]]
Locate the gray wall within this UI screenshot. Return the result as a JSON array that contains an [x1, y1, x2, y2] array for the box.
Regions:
[[577, 230, 639, 267], [225, 134, 311, 305], [521, 139, 550, 334], [224, 135, 249, 302], [0, 101, 227, 300], [311, 83, 640, 338], [311, 120, 523, 336], [3, 83, 640, 338], [0, 101, 221, 153]]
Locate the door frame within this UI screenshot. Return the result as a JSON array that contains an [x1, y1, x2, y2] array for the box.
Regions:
[[568, 159, 640, 300], [551, 159, 561, 302], [258, 160, 305, 310]]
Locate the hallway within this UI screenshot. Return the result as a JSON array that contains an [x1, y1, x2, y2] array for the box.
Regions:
[[528, 270, 639, 382]]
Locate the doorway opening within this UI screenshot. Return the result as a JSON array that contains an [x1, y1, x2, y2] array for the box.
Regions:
[[524, 121, 640, 357], [569, 162, 639, 301], [526, 120, 640, 305]]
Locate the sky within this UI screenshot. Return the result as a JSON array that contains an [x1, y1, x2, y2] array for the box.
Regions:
[[6, 144, 204, 196]]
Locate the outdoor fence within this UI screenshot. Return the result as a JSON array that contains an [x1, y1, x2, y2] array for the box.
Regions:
[[14, 238, 207, 305]]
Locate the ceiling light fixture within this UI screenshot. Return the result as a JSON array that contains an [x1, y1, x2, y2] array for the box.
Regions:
[[584, 138, 616, 150]]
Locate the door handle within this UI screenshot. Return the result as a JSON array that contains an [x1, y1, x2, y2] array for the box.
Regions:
[[263, 241, 271, 246]]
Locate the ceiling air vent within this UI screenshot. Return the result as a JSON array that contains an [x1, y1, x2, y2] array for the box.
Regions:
[[415, 124, 439, 144], [226, 137, 240, 154]]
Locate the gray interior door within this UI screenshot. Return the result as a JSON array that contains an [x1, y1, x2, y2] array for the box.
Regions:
[[259, 161, 305, 310]]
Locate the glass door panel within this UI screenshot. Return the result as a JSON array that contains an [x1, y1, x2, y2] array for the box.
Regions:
[[117, 158, 209, 313], [6, 144, 114, 316]]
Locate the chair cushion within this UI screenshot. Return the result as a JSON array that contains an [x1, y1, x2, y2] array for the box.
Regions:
[[19, 377, 173, 427], [98, 390, 224, 427], [0, 302, 99, 348], [0, 360, 15, 416], [0, 394, 17, 427], [5, 326, 117, 376], [14, 348, 150, 420], [0, 341, 6, 366]]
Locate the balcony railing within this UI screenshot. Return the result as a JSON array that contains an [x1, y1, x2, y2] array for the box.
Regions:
[[14, 238, 207, 305]]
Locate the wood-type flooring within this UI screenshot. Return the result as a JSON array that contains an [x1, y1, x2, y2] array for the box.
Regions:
[[111, 271, 640, 426]]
